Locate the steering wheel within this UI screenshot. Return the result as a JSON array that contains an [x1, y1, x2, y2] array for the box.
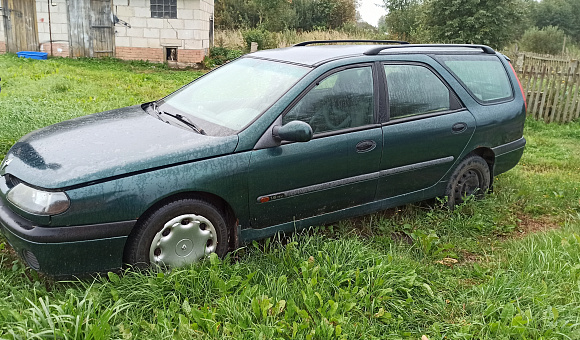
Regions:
[[308, 100, 352, 133]]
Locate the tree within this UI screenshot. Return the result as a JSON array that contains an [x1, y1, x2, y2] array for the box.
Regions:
[[215, 0, 260, 29], [422, 0, 528, 49], [328, 0, 357, 29], [531, 0, 580, 42], [215, 0, 357, 32], [377, 15, 387, 33], [254, 0, 295, 31], [381, 0, 423, 41], [520, 26, 566, 55]]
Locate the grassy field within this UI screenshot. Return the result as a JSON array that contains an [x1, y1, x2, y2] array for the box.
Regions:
[[0, 54, 579, 339]]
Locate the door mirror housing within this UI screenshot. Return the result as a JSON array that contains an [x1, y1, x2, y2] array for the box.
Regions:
[[273, 120, 313, 143]]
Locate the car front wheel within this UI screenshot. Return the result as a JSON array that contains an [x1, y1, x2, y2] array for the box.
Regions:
[[445, 155, 491, 208], [125, 198, 229, 268]]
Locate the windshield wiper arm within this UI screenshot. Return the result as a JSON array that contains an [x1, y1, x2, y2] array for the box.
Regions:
[[164, 112, 207, 135], [150, 102, 206, 135]]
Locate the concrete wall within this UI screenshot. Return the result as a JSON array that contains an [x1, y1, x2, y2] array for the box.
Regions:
[[114, 0, 213, 64], [36, 0, 70, 57], [0, 0, 213, 64]]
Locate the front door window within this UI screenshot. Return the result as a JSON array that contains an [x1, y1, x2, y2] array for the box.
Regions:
[[283, 67, 374, 134]]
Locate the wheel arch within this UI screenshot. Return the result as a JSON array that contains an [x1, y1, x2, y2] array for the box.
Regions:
[[468, 147, 495, 186], [125, 191, 239, 257]]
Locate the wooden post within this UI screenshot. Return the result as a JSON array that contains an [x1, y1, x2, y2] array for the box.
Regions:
[[561, 65, 576, 122], [528, 65, 540, 115], [574, 70, 580, 121], [549, 67, 560, 123], [534, 66, 547, 120], [562, 36, 567, 56], [568, 63, 580, 121], [538, 66, 552, 122], [516, 54, 525, 73], [553, 66, 571, 123]]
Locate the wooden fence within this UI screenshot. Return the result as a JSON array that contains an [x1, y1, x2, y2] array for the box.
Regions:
[[515, 53, 580, 123], [516, 52, 572, 70]]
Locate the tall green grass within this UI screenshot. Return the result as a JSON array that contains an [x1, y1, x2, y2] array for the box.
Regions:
[[0, 54, 579, 339], [0, 55, 201, 159]]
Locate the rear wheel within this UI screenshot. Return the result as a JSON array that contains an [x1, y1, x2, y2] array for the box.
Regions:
[[125, 198, 229, 268], [445, 155, 491, 208]]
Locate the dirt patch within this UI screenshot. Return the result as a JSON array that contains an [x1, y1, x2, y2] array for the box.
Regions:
[[457, 278, 483, 288], [459, 250, 483, 264], [511, 214, 560, 238], [390, 231, 414, 245], [0, 242, 21, 269]]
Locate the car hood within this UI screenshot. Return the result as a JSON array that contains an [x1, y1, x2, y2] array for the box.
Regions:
[[2, 105, 239, 189]]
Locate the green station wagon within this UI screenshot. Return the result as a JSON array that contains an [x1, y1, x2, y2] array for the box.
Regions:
[[0, 41, 526, 276]]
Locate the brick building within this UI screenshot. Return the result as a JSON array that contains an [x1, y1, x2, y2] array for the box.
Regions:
[[0, 0, 214, 65]]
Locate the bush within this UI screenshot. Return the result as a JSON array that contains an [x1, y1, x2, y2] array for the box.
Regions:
[[519, 26, 567, 55], [241, 28, 277, 51], [205, 47, 243, 68]]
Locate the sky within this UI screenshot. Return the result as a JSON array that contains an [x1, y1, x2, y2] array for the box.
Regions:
[[358, 0, 387, 27]]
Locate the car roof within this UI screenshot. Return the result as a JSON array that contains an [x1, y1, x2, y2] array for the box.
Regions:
[[247, 44, 495, 67]]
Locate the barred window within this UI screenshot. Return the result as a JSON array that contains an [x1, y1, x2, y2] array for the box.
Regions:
[[151, 0, 177, 19]]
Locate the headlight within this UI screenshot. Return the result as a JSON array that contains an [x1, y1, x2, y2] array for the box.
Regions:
[[6, 183, 70, 215]]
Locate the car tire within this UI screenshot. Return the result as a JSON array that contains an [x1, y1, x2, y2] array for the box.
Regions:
[[125, 198, 229, 268], [445, 155, 491, 209]]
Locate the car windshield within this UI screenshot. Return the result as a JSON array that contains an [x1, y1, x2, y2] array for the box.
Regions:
[[159, 58, 309, 136]]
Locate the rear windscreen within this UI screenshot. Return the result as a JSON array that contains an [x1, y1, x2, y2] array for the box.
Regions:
[[437, 55, 513, 103]]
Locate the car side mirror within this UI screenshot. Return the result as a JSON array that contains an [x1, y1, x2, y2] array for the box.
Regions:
[[272, 120, 313, 143]]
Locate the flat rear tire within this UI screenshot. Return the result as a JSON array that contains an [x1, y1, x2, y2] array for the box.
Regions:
[[445, 155, 491, 209]]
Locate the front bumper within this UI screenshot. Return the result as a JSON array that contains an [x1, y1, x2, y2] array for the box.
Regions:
[[0, 197, 135, 277]]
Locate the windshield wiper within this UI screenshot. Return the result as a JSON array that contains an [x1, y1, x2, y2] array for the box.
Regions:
[[150, 102, 206, 135]]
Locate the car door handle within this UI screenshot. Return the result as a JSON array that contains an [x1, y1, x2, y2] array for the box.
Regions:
[[356, 140, 376, 153], [452, 122, 467, 134]]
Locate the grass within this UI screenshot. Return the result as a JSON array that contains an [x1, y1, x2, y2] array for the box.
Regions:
[[0, 55, 201, 158], [1, 54, 580, 339]]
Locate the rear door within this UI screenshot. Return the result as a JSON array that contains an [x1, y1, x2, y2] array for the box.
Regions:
[[247, 64, 383, 228], [377, 63, 476, 200]]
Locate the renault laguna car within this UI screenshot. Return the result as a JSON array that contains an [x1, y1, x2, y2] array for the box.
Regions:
[[0, 41, 526, 276]]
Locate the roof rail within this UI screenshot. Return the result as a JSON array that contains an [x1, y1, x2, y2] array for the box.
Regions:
[[294, 40, 409, 47], [363, 44, 496, 55]]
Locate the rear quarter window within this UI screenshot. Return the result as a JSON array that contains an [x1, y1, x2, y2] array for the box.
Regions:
[[437, 55, 513, 104]]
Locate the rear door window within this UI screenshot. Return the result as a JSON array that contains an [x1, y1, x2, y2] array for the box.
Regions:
[[384, 64, 459, 120], [437, 55, 513, 103]]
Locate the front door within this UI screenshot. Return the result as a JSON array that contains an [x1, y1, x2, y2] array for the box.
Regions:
[[67, 0, 114, 57], [248, 65, 383, 228], [2, 0, 39, 53]]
